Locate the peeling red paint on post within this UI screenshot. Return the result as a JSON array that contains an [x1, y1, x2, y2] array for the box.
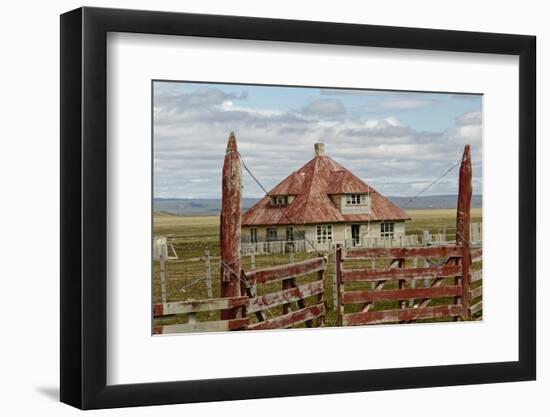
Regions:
[[153, 304, 164, 318], [456, 145, 472, 318], [220, 132, 242, 320], [335, 244, 343, 325]]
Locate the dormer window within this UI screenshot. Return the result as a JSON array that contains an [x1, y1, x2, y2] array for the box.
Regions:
[[340, 193, 372, 215], [346, 193, 367, 205], [271, 195, 289, 206]]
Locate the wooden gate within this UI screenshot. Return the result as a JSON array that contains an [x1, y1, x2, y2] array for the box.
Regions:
[[336, 246, 478, 325], [243, 257, 327, 330], [152, 257, 328, 333], [335, 144, 480, 326]]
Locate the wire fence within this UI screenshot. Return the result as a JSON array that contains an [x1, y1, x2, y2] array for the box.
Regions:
[[153, 149, 481, 305], [153, 220, 482, 304]]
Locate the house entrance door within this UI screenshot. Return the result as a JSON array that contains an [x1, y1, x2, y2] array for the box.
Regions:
[[351, 224, 360, 246]]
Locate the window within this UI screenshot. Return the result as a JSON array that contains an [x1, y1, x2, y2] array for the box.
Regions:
[[250, 228, 257, 243], [286, 226, 294, 242], [346, 194, 366, 205], [266, 227, 278, 241], [271, 195, 288, 205], [316, 225, 333, 243], [381, 222, 394, 238]]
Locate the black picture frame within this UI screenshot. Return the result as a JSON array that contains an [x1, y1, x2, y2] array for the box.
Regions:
[[60, 6, 536, 410]]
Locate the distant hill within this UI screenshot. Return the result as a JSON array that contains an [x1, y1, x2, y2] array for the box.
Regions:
[[389, 195, 482, 210], [154, 195, 482, 216]]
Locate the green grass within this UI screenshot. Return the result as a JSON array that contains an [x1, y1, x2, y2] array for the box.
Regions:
[[153, 208, 482, 329]]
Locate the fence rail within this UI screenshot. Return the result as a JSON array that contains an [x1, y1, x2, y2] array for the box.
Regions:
[[153, 256, 329, 333], [153, 296, 249, 334], [245, 257, 326, 285], [243, 256, 328, 330], [335, 244, 470, 326]]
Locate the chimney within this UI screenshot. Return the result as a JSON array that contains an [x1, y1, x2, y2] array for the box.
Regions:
[[314, 143, 325, 156]]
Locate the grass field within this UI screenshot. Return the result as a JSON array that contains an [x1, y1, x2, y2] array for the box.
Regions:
[[153, 208, 482, 328]]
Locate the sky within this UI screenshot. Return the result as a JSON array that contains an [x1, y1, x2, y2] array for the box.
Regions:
[[153, 81, 482, 199]]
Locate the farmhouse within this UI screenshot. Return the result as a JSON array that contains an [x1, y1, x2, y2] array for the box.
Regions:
[[242, 143, 410, 252]]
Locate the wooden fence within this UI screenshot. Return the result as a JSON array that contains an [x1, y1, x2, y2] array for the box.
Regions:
[[243, 257, 327, 330], [335, 246, 481, 325], [335, 144, 480, 325], [153, 256, 328, 333], [469, 247, 483, 318], [152, 135, 481, 334], [153, 296, 249, 334]]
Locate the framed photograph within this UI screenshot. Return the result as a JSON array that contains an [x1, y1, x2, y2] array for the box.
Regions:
[[60, 6, 536, 409]]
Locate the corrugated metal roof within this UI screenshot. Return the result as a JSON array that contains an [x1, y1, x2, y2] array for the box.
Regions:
[[242, 153, 410, 226]]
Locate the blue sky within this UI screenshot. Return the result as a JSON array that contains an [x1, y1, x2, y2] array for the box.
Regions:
[[153, 81, 482, 198]]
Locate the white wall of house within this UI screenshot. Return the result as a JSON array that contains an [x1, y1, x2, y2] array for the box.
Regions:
[[340, 194, 372, 215], [242, 225, 296, 242], [243, 220, 406, 252]]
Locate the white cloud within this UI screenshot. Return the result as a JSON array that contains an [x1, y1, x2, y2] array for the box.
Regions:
[[153, 85, 482, 198], [300, 99, 346, 117], [448, 111, 482, 145], [455, 111, 482, 126]]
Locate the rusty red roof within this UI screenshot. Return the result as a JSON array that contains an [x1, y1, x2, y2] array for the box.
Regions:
[[268, 171, 305, 196], [242, 153, 410, 226]]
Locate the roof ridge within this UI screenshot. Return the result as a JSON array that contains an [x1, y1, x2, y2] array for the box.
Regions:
[[297, 156, 319, 225]]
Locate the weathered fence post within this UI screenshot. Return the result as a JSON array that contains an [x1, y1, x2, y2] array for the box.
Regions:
[[250, 252, 256, 270], [220, 132, 242, 320], [204, 249, 213, 299], [317, 265, 326, 327], [398, 258, 406, 310], [332, 247, 338, 308], [154, 236, 169, 304], [335, 244, 343, 325], [410, 257, 418, 306], [423, 257, 430, 288], [456, 145, 472, 319], [159, 249, 167, 305], [370, 258, 376, 289], [282, 277, 292, 315]]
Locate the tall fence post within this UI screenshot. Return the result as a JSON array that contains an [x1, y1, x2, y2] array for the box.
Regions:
[[335, 244, 343, 325], [159, 250, 167, 305], [409, 257, 418, 306], [332, 247, 338, 309], [154, 236, 169, 305], [456, 145, 472, 319], [220, 132, 242, 320], [204, 249, 213, 299]]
